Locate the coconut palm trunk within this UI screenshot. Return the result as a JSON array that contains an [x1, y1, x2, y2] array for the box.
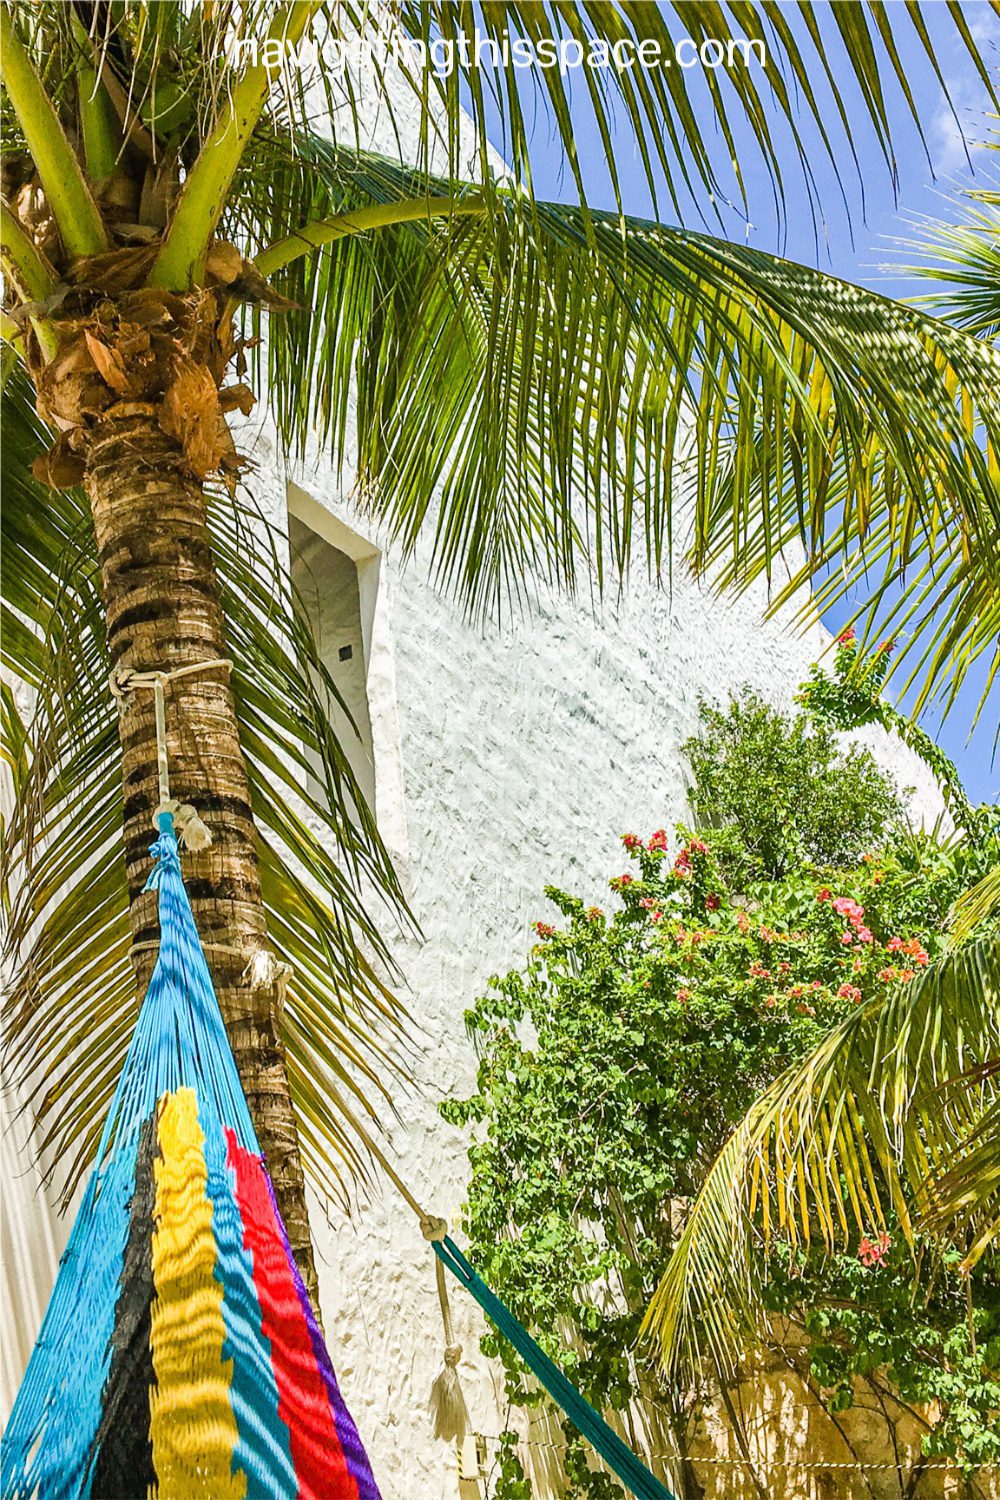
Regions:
[[85, 411, 319, 1299]]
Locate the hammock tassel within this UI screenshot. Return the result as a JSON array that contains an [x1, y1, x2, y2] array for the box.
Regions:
[[423, 1215, 470, 1443]]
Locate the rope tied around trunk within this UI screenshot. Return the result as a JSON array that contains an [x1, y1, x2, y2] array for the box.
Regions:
[[111, 657, 289, 1008], [109, 657, 233, 848]]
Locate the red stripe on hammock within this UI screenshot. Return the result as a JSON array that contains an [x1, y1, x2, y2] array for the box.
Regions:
[[227, 1132, 358, 1500]]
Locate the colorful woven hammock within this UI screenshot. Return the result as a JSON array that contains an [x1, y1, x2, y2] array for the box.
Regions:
[[1, 812, 379, 1500]]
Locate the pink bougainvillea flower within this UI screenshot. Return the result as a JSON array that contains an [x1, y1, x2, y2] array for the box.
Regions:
[[534, 922, 555, 938], [901, 937, 929, 965], [878, 967, 897, 982], [855, 926, 874, 944], [586, 907, 603, 922], [749, 962, 771, 979], [811, 980, 823, 991], [676, 988, 691, 1005], [887, 936, 904, 952], [838, 627, 856, 646], [795, 1002, 816, 1017], [688, 838, 709, 856], [705, 892, 721, 911], [840, 931, 854, 945], [647, 829, 668, 852], [878, 639, 895, 654], [858, 1231, 891, 1268], [622, 833, 642, 851], [763, 994, 778, 1009], [736, 910, 751, 933], [900, 967, 916, 983], [872, 872, 884, 885], [816, 888, 832, 902], [837, 983, 862, 1004], [779, 960, 792, 975]]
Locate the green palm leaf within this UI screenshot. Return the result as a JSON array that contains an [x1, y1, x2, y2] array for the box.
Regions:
[[642, 938, 1000, 1382], [11, 0, 993, 232], [227, 138, 1000, 637]]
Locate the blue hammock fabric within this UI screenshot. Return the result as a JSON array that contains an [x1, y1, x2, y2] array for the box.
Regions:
[[2, 813, 379, 1500], [434, 1238, 677, 1500]]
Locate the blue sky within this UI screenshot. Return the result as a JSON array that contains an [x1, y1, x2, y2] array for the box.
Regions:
[[477, 2, 998, 801]]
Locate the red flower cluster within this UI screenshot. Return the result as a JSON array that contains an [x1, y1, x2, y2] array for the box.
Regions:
[[886, 936, 928, 965], [676, 987, 691, 1005], [705, 892, 721, 911], [534, 922, 555, 939], [837, 627, 856, 646], [837, 982, 862, 1005], [586, 907, 603, 923], [647, 829, 668, 853], [833, 895, 873, 945], [610, 873, 634, 890], [622, 833, 642, 851], [858, 1231, 891, 1269]]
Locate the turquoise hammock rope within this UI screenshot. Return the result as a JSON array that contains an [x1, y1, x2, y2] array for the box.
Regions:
[[3, 700, 676, 1499], [434, 1238, 677, 1500]]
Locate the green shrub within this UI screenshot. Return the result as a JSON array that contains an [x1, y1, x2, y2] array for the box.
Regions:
[[683, 689, 905, 883]]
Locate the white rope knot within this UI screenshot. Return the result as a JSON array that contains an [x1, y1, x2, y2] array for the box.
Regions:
[[243, 950, 292, 1024], [155, 797, 213, 851], [421, 1215, 449, 1243], [107, 659, 232, 834]]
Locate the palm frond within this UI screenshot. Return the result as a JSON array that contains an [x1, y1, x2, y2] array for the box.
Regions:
[[642, 938, 1000, 1382], [920, 1063, 1000, 1268], [904, 196, 1000, 339], [0, 370, 412, 1208], [6, 0, 997, 238], [951, 863, 1000, 944], [227, 139, 1000, 657]]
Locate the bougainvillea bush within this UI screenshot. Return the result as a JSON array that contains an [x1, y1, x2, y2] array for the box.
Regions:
[[441, 694, 999, 1497]]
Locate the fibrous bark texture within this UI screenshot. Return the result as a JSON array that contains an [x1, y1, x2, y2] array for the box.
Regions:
[[81, 416, 318, 1303]]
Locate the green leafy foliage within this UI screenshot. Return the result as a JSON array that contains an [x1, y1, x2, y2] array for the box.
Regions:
[[683, 688, 904, 882], [441, 721, 995, 1493], [764, 1236, 1000, 1475], [796, 630, 985, 839]]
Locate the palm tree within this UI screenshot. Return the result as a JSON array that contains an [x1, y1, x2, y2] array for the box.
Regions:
[[3, 0, 998, 1304]]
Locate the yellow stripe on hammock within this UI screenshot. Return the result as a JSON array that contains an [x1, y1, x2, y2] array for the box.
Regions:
[[149, 1087, 245, 1499]]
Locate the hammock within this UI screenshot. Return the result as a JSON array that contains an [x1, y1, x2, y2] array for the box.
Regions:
[[4, 802, 676, 1500], [1, 813, 379, 1500]]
